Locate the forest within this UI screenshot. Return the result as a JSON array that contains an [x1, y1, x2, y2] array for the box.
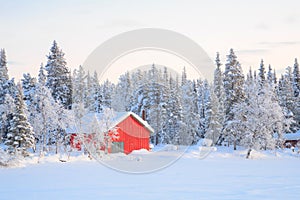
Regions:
[[0, 41, 300, 158]]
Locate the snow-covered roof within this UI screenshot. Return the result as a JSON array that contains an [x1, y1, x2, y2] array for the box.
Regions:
[[284, 130, 300, 140], [66, 112, 154, 134]]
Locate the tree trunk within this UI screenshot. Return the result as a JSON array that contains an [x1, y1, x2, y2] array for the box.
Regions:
[[155, 133, 159, 145], [55, 140, 58, 154], [246, 148, 252, 159], [233, 139, 237, 150]]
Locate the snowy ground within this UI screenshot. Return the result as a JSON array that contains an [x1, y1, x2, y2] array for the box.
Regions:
[[0, 146, 300, 200]]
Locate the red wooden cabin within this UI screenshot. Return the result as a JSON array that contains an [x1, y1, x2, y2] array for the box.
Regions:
[[67, 112, 154, 154], [283, 131, 300, 148]]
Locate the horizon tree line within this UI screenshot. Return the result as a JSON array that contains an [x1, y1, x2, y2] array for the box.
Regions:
[[0, 41, 300, 157]]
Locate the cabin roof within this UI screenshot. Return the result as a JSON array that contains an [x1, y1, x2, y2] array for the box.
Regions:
[[284, 130, 300, 141], [66, 112, 154, 134]]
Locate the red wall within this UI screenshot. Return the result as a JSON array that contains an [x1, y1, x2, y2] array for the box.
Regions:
[[114, 115, 150, 154]]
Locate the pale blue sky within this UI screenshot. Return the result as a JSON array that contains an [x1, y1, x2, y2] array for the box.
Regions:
[[1, 0, 300, 80]]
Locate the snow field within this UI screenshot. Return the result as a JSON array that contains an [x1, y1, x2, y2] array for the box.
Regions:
[[0, 146, 300, 200]]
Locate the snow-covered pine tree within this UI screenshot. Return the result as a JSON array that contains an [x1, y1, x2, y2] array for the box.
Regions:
[[258, 59, 266, 86], [231, 77, 289, 158], [0, 94, 15, 143], [38, 64, 46, 86], [146, 65, 168, 145], [0, 49, 17, 143], [245, 67, 254, 98], [90, 71, 102, 113], [130, 69, 150, 120], [0, 49, 8, 79], [72, 65, 88, 123], [52, 102, 73, 154], [180, 73, 200, 145], [5, 83, 35, 156], [292, 59, 300, 130], [45, 40, 72, 109], [196, 79, 206, 138], [293, 58, 300, 97], [0, 49, 9, 141], [223, 49, 245, 150], [0, 49, 9, 104], [223, 49, 245, 117], [30, 81, 58, 155], [202, 80, 212, 138], [166, 75, 183, 144], [21, 73, 37, 106], [21, 73, 39, 148], [0, 49, 7, 75], [273, 69, 277, 85], [181, 66, 187, 86], [100, 80, 114, 110], [214, 53, 225, 99], [72, 65, 86, 106], [85, 72, 93, 110], [278, 66, 297, 131], [247, 67, 254, 82], [215, 52, 222, 68], [157, 68, 169, 144], [267, 64, 276, 85], [205, 87, 223, 145], [212, 52, 226, 145], [112, 72, 132, 112]]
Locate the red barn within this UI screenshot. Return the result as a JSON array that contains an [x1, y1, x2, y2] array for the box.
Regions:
[[67, 112, 154, 154]]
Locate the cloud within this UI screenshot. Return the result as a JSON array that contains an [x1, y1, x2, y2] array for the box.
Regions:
[[259, 41, 300, 48], [97, 19, 144, 29], [7, 61, 24, 66], [255, 23, 270, 30], [284, 15, 299, 24], [236, 49, 269, 55]]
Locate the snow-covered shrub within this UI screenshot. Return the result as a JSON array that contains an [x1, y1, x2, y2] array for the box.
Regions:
[[0, 148, 22, 167]]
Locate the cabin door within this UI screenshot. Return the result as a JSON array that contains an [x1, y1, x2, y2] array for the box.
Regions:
[[111, 142, 124, 153]]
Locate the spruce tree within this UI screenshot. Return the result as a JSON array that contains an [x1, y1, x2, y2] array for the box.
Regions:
[[214, 52, 224, 98], [167, 76, 183, 144], [5, 83, 35, 156], [112, 72, 132, 112], [21, 73, 37, 106], [267, 64, 276, 85], [0, 49, 11, 142], [258, 59, 266, 86], [0, 49, 8, 80], [85, 71, 93, 110], [212, 53, 226, 145], [223, 49, 245, 117], [278, 67, 298, 131], [293, 58, 300, 97], [100, 80, 114, 110], [72, 65, 86, 106], [181, 78, 200, 145], [292, 59, 300, 130], [38, 64, 46, 86], [45, 41, 72, 109], [91, 71, 102, 113], [206, 88, 223, 145], [0, 49, 9, 104], [223, 49, 245, 149]]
